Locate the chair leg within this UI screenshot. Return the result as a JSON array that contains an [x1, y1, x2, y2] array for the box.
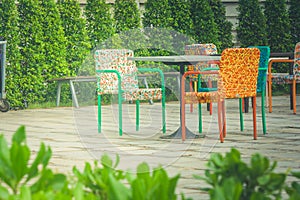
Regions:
[[176, 75, 180, 97], [136, 100, 140, 131], [162, 93, 166, 133], [293, 79, 297, 114], [198, 103, 202, 133], [268, 77, 273, 113], [244, 97, 249, 113], [239, 98, 244, 131], [98, 94, 102, 133], [118, 93, 123, 136], [222, 101, 226, 138], [253, 96, 257, 140], [208, 80, 213, 115], [242, 98, 245, 112], [217, 100, 224, 143], [261, 90, 267, 134], [189, 81, 193, 113], [181, 99, 186, 141]]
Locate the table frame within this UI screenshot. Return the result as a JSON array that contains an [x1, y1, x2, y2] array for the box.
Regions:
[[129, 55, 221, 139]]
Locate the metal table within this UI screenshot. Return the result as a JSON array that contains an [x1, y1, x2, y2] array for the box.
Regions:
[[129, 55, 221, 139]]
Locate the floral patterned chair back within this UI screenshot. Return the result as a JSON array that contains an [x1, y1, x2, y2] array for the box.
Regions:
[[94, 49, 138, 95], [184, 43, 218, 81], [293, 42, 300, 77]]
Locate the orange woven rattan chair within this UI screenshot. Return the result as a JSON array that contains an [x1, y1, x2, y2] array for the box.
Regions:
[[181, 48, 260, 142], [184, 43, 218, 113]]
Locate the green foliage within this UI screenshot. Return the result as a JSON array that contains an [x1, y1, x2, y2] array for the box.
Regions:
[[0, 126, 182, 199], [0, 126, 71, 198], [114, 0, 141, 33], [189, 0, 219, 46], [288, 0, 300, 45], [57, 0, 91, 76], [0, 0, 23, 108], [18, 0, 46, 104], [264, 0, 292, 52], [73, 154, 130, 199], [196, 148, 288, 200], [84, 0, 115, 49], [236, 0, 267, 47], [130, 163, 180, 200], [209, 0, 233, 52], [39, 0, 70, 105], [1, 127, 300, 200], [73, 154, 181, 200], [17, 0, 71, 106], [141, 0, 192, 58], [57, 0, 92, 105], [142, 0, 172, 28], [39, 0, 69, 79], [168, 0, 193, 35], [286, 171, 300, 200], [264, 0, 292, 79]]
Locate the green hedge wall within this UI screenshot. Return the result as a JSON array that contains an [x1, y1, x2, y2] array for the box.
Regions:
[[0, 0, 296, 109]]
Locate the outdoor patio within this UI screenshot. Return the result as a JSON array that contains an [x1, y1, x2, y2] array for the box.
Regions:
[[0, 95, 299, 199]]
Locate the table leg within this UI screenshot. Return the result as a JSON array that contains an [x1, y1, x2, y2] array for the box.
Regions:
[[69, 80, 79, 108], [290, 84, 293, 110], [160, 64, 203, 139], [56, 82, 62, 107]]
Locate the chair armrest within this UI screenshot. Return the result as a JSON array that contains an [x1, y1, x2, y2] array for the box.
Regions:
[[138, 68, 165, 86], [202, 67, 219, 71], [207, 60, 221, 65], [182, 71, 219, 81], [198, 88, 218, 92], [181, 70, 219, 95], [268, 58, 294, 76], [96, 69, 121, 75], [258, 67, 268, 73]]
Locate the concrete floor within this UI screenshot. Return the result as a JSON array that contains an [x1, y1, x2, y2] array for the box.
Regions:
[[0, 95, 299, 199]]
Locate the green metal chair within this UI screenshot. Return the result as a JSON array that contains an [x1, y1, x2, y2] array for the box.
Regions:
[[240, 46, 270, 134], [95, 49, 166, 136]]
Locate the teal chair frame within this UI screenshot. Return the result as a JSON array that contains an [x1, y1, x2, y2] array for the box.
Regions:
[[240, 46, 270, 134]]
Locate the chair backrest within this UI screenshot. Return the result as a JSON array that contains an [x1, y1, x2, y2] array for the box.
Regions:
[[249, 46, 270, 93], [293, 42, 300, 76], [94, 49, 138, 93], [184, 43, 218, 55], [218, 48, 260, 99], [184, 43, 218, 81]]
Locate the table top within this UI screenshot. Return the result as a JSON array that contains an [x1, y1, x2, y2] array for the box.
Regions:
[[270, 52, 293, 58], [129, 52, 293, 65], [129, 55, 221, 65]]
